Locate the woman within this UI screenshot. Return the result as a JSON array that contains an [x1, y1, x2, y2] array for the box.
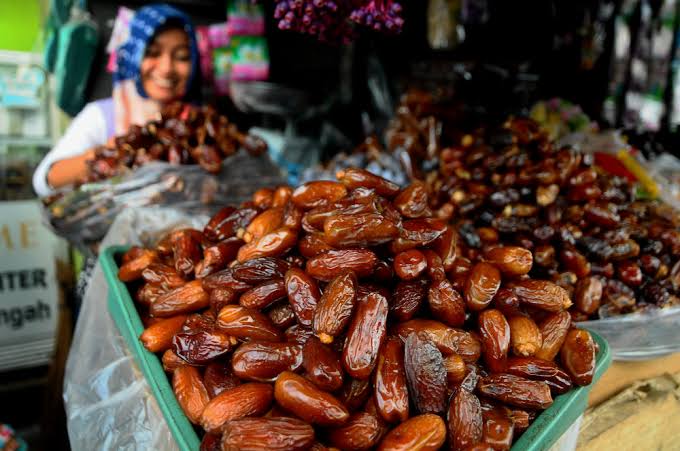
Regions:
[[33, 3, 202, 197]]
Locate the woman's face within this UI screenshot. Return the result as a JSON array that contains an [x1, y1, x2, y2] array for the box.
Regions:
[[140, 28, 191, 102]]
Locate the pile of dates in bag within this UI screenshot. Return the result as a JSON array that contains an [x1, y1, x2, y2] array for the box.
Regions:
[[425, 117, 680, 320], [119, 168, 598, 451], [84, 102, 267, 182]]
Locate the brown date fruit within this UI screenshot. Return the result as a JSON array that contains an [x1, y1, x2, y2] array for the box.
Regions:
[[491, 288, 522, 318], [391, 279, 428, 321], [324, 213, 399, 248], [447, 387, 483, 451], [374, 337, 409, 423], [232, 341, 303, 382], [337, 377, 372, 413], [465, 262, 501, 311], [584, 203, 620, 228], [204, 207, 258, 242], [302, 337, 344, 391], [268, 302, 297, 329], [533, 245, 556, 268], [209, 287, 237, 313], [202, 268, 251, 293], [245, 207, 284, 242], [203, 362, 240, 398], [397, 219, 448, 248], [343, 290, 388, 379], [173, 366, 210, 424], [200, 433, 221, 451], [639, 254, 662, 277], [252, 188, 274, 209], [507, 315, 542, 357], [272, 186, 293, 208], [136, 283, 166, 307], [396, 319, 481, 362], [434, 227, 458, 271], [313, 271, 358, 343], [173, 231, 203, 277], [198, 237, 243, 277], [377, 414, 446, 451], [444, 354, 467, 386], [617, 261, 643, 287], [285, 324, 314, 345], [574, 277, 603, 315], [478, 309, 510, 373], [306, 249, 377, 281], [118, 249, 157, 282], [484, 247, 533, 276], [151, 280, 210, 317], [422, 250, 446, 282], [506, 357, 572, 395], [513, 280, 572, 312], [274, 371, 350, 426], [535, 311, 571, 361], [482, 407, 514, 450], [292, 181, 348, 209], [140, 315, 188, 352], [394, 249, 428, 281], [393, 181, 432, 218], [560, 328, 596, 386], [239, 278, 287, 310], [477, 374, 553, 409], [237, 227, 298, 262], [216, 305, 282, 341], [559, 247, 591, 278], [328, 412, 384, 450], [428, 279, 466, 327], [285, 267, 321, 327], [162, 349, 185, 373], [220, 416, 315, 451], [477, 227, 499, 244], [508, 409, 532, 435], [200, 382, 274, 433], [142, 263, 185, 289], [299, 233, 335, 258], [404, 333, 447, 414], [336, 168, 400, 198], [172, 329, 236, 365]]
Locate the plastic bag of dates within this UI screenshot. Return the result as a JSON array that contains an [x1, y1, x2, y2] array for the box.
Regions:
[[425, 117, 680, 360], [43, 151, 285, 256], [114, 168, 606, 450]]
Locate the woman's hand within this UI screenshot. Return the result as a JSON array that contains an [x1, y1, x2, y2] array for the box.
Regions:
[[46, 147, 97, 189]]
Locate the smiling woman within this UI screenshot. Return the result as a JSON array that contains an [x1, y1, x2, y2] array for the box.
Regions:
[[32, 4, 202, 197]]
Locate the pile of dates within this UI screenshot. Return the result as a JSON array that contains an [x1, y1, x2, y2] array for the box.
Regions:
[[118, 168, 598, 450], [426, 118, 680, 320], [84, 102, 267, 182]]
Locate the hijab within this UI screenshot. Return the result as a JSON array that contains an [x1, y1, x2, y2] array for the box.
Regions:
[[113, 4, 201, 135]]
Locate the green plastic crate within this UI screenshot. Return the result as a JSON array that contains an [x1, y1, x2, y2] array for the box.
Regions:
[[100, 245, 611, 451]]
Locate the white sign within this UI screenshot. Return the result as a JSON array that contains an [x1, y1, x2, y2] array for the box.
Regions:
[[0, 200, 59, 368]]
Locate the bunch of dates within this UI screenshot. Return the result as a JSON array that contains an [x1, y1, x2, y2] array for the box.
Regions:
[[84, 102, 267, 182], [118, 168, 598, 450], [427, 117, 680, 320]]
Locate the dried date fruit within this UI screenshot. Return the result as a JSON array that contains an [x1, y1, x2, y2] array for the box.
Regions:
[[245, 207, 284, 242], [173, 366, 210, 424], [299, 233, 335, 258], [274, 371, 350, 426], [444, 354, 467, 386], [484, 247, 533, 276], [237, 227, 298, 262], [220, 417, 315, 451], [268, 301, 297, 329], [200, 382, 274, 433], [162, 349, 185, 373], [337, 377, 372, 413], [478, 309, 510, 373], [272, 186, 294, 208], [200, 433, 221, 451], [434, 227, 458, 271], [142, 263, 185, 289], [151, 280, 210, 317], [209, 287, 237, 313], [404, 333, 447, 414], [203, 362, 240, 398], [172, 329, 236, 365], [337, 168, 401, 198], [513, 280, 572, 312], [292, 181, 348, 209], [507, 315, 542, 357], [302, 337, 344, 391], [313, 271, 358, 343], [284, 267, 321, 327], [343, 290, 388, 379], [231, 341, 303, 382], [559, 247, 591, 278], [465, 262, 501, 311], [203, 268, 252, 293], [506, 357, 572, 395], [374, 337, 409, 423], [306, 249, 377, 281], [140, 315, 188, 352], [391, 279, 428, 321], [393, 249, 428, 281], [377, 414, 446, 451], [535, 311, 571, 361], [396, 319, 481, 362], [393, 182, 432, 219], [428, 279, 466, 327], [324, 213, 399, 248], [118, 249, 157, 282], [204, 207, 258, 242], [216, 305, 282, 341], [617, 260, 643, 287], [574, 277, 602, 315], [447, 387, 483, 451], [173, 232, 202, 277], [481, 407, 514, 450], [198, 237, 243, 277], [560, 329, 596, 386], [239, 278, 287, 309], [232, 257, 290, 284], [491, 288, 522, 318], [252, 188, 274, 209], [477, 374, 553, 410], [328, 411, 384, 450]]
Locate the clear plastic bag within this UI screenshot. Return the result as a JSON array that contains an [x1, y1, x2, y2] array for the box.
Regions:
[[42, 151, 285, 255], [63, 207, 204, 451]]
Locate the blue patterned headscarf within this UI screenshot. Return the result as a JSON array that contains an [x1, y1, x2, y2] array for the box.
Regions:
[[114, 3, 201, 103]]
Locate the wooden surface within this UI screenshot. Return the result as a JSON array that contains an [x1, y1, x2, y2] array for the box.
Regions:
[[588, 353, 680, 407]]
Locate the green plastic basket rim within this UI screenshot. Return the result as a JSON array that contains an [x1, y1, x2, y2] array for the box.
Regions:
[[100, 244, 612, 451]]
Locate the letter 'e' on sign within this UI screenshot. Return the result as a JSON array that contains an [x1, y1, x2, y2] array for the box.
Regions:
[[0, 200, 60, 371]]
